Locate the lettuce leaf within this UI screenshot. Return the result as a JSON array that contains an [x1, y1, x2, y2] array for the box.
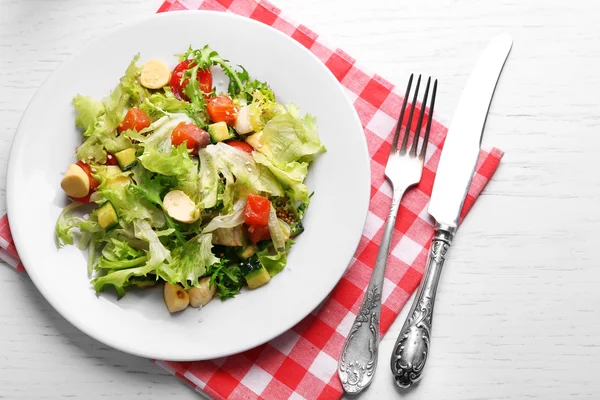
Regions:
[[91, 220, 170, 296], [133, 114, 196, 177], [257, 240, 293, 276], [157, 233, 220, 289], [252, 152, 310, 203], [139, 89, 190, 119], [256, 105, 325, 167], [204, 143, 285, 206], [75, 55, 145, 163], [202, 199, 245, 233], [197, 149, 220, 209], [73, 95, 105, 137], [93, 180, 164, 228], [55, 202, 85, 246]]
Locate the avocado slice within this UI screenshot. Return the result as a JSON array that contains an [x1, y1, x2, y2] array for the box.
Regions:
[[97, 201, 119, 230], [114, 148, 137, 171], [208, 121, 234, 142], [245, 266, 271, 289], [238, 244, 258, 259]]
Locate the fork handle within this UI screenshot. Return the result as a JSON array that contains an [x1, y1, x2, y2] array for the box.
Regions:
[[390, 223, 455, 388], [338, 186, 406, 394]]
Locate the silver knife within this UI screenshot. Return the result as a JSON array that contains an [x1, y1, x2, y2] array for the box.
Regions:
[[390, 34, 513, 388]]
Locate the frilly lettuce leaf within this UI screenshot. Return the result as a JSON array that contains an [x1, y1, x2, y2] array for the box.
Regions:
[[157, 233, 220, 289], [73, 95, 105, 137], [202, 199, 245, 233], [252, 152, 309, 203], [257, 240, 293, 277], [91, 219, 170, 296], [255, 105, 325, 167], [204, 142, 284, 209], [75, 55, 144, 163]]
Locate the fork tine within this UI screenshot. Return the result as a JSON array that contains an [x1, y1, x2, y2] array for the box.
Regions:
[[409, 77, 431, 157], [400, 75, 421, 153], [419, 79, 438, 160], [391, 74, 414, 153]]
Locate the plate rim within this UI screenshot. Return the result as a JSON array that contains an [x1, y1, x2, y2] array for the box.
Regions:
[[6, 10, 371, 361]]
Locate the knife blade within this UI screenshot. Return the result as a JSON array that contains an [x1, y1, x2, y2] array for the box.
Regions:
[[428, 33, 513, 227], [390, 34, 512, 388]]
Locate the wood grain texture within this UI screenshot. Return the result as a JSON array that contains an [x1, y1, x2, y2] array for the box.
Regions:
[[1, 0, 599, 399]]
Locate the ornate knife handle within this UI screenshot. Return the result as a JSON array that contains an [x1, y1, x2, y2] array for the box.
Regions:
[[390, 223, 455, 388]]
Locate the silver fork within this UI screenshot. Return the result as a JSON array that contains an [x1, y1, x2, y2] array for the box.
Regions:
[[337, 74, 438, 395]]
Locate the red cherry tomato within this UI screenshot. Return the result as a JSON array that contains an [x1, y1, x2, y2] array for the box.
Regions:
[[73, 193, 92, 204], [246, 224, 271, 243], [76, 161, 99, 192], [117, 107, 151, 133], [170, 60, 213, 101], [105, 153, 119, 166], [207, 95, 238, 125], [227, 140, 254, 154], [244, 194, 271, 226], [171, 122, 210, 156]]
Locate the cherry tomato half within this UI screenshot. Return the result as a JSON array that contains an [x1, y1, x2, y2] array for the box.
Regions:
[[72, 161, 99, 203], [207, 95, 238, 125], [227, 140, 254, 154], [117, 107, 151, 134], [244, 194, 271, 226], [170, 60, 213, 101], [246, 224, 271, 243], [76, 161, 100, 192], [171, 122, 210, 156], [105, 153, 119, 166]]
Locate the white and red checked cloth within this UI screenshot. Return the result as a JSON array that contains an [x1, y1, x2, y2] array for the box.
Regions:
[[1, 0, 504, 398]]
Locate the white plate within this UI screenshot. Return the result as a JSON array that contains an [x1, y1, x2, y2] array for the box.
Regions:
[[7, 11, 370, 361]]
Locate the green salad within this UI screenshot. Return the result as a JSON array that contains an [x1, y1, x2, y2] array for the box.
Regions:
[[55, 46, 325, 313]]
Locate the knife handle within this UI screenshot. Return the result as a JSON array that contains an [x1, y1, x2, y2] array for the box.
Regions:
[[390, 224, 455, 388]]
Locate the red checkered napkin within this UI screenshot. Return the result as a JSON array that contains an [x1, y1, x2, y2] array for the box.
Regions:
[[2, 0, 504, 398]]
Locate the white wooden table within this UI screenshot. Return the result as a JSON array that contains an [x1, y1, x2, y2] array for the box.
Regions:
[[2, 0, 599, 398]]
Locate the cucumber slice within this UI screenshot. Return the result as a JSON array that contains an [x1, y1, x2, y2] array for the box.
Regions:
[[114, 148, 137, 171], [245, 266, 271, 289], [238, 244, 258, 259], [97, 202, 119, 230], [208, 121, 234, 142]]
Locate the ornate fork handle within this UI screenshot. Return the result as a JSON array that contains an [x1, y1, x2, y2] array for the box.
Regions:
[[338, 186, 406, 394], [390, 223, 455, 388]]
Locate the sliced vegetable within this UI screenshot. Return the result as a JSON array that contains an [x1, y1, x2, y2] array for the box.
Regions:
[[117, 107, 151, 133], [208, 121, 233, 142], [245, 131, 263, 151], [245, 267, 271, 289], [171, 122, 210, 155], [96, 202, 119, 230], [238, 243, 258, 259], [188, 277, 216, 307], [246, 224, 271, 244], [268, 205, 286, 253], [227, 140, 254, 154], [234, 105, 253, 134], [76, 161, 100, 192], [163, 189, 200, 224], [114, 148, 138, 171], [164, 283, 189, 313], [170, 60, 212, 101], [212, 226, 245, 247], [140, 59, 171, 89], [244, 194, 270, 226], [207, 95, 238, 125], [105, 153, 119, 166], [61, 163, 90, 198]]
